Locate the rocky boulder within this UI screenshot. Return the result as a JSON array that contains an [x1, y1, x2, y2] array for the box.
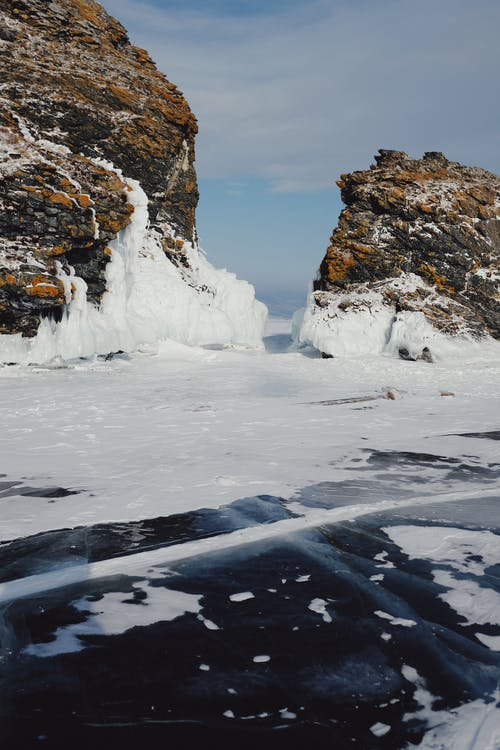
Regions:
[[295, 150, 499, 359]]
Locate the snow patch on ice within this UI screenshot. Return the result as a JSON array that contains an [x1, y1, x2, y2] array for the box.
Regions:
[[24, 581, 202, 657], [433, 570, 500, 627], [229, 591, 255, 602], [401, 665, 500, 750], [375, 610, 416, 627], [198, 614, 220, 631], [385, 526, 500, 576], [407, 697, 500, 750], [308, 598, 333, 623], [279, 708, 297, 719], [375, 550, 395, 570], [385, 525, 500, 629], [370, 722, 391, 737], [475, 634, 500, 651]]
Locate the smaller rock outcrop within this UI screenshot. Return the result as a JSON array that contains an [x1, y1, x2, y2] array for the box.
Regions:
[[294, 150, 500, 359]]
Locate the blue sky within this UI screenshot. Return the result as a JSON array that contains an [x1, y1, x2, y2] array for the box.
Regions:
[[101, 0, 500, 311]]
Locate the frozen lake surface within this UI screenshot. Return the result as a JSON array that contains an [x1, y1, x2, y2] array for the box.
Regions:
[[0, 318, 499, 748]]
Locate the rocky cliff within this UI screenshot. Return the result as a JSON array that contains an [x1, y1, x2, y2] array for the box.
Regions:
[[0, 0, 265, 361], [295, 150, 499, 359]]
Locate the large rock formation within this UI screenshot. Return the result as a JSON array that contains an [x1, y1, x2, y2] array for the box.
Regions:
[[295, 150, 500, 359], [0, 0, 265, 361]]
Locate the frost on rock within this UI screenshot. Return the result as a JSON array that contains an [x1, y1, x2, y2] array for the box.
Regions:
[[0, 178, 267, 364]]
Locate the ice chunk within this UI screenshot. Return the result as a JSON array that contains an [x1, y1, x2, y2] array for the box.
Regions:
[[308, 598, 333, 623], [229, 591, 255, 602], [370, 722, 391, 737], [375, 610, 416, 627]]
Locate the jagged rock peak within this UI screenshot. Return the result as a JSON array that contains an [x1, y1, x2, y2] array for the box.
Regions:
[[0, 0, 199, 336], [295, 150, 499, 359], [373, 149, 451, 169]]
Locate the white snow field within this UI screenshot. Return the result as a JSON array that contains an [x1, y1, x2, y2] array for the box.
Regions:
[[0, 315, 497, 539], [0, 315, 499, 539]]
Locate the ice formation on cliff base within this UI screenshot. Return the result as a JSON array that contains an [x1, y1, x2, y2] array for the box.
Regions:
[[293, 281, 500, 361], [0, 178, 267, 365]]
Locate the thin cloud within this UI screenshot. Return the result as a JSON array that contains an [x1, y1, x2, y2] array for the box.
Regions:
[[102, 0, 500, 191]]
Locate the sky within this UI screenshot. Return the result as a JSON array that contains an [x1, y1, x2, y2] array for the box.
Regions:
[[101, 0, 500, 312]]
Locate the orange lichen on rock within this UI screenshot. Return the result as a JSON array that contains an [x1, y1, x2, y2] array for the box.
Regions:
[[323, 248, 356, 284], [20, 184, 42, 194], [77, 194, 93, 209], [132, 47, 155, 67], [108, 83, 137, 109], [48, 245, 67, 256], [23, 275, 65, 299], [71, 0, 102, 24], [49, 192, 75, 208], [469, 185, 495, 204], [0, 273, 17, 287], [418, 263, 455, 294], [96, 215, 127, 235], [415, 201, 434, 214]]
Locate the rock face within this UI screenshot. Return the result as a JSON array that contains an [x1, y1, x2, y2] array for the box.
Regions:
[[296, 150, 499, 359], [0, 0, 198, 337]]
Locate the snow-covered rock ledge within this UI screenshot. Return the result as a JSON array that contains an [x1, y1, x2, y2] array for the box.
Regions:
[[0, 178, 267, 365], [293, 276, 500, 362]]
